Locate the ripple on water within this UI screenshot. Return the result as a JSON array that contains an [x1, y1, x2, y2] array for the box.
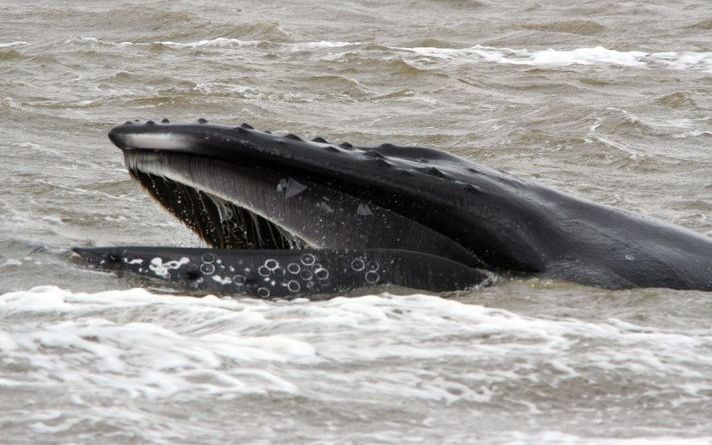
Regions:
[[655, 91, 699, 110], [519, 20, 607, 36]]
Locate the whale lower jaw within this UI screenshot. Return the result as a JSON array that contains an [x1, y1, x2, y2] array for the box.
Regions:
[[72, 246, 493, 299]]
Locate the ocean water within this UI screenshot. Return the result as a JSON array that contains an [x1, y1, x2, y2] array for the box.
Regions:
[[1, 0, 712, 443]]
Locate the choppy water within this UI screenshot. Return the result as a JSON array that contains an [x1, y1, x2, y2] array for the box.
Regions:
[[1, 0, 712, 443]]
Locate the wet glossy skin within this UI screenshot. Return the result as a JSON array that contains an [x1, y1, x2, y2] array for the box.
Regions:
[[72, 246, 490, 298], [94, 120, 712, 292]]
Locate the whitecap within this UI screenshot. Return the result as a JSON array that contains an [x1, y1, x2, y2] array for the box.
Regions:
[[672, 130, 712, 139], [396, 44, 712, 72], [397, 45, 647, 67], [0, 41, 28, 48], [289, 41, 358, 51], [1, 258, 22, 267], [504, 431, 712, 445], [155, 38, 261, 48]]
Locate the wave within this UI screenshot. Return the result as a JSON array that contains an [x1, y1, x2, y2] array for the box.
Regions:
[[396, 45, 712, 72], [75, 36, 360, 52], [0, 41, 28, 48], [519, 20, 606, 36], [290, 40, 358, 50], [1, 286, 710, 399], [150, 38, 262, 48], [15, 35, 712, 73], [503, 431, 712, 444], [55, 37, 712, 73], [2, 286, 711, 441]]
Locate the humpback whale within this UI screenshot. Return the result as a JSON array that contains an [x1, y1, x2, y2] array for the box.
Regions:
[[73, 120, 712, 297]]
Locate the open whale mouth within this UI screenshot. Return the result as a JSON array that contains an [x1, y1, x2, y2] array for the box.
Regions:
[[127, 160, 308, 251], [72, 120, 491, 298]]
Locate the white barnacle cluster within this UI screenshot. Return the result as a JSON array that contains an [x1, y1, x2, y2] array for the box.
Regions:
[[200, 252, 217, 275], [148, 256, 190, 278], [199, 252, 234, 286], [245, 253, 331, 298], [186, 251, 385, 297], [350, 256, 381, 284], [122, 257, 146, 273]]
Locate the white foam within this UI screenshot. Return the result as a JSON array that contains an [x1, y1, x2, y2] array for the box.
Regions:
[[0, 331, 18, 352], [30, 36, 712, 72], [0, 286, 318, 399], [2, 286, 711, 437], [143, 38, 354, 50], [397, 45, 712, 71], [1, 258, 22, 267], [156, 38, 261, 48], [652, 51, 712, 71], [192, 82, 256, 96], [503, 431, 712, 445], [289, 41, 356, 51], [68, 36, 262, 48], [0, 41, 27, 48], [526, 46, 647, 66]]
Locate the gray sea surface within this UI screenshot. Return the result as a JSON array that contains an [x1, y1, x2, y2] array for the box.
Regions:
[[1, 0, 712, 444]]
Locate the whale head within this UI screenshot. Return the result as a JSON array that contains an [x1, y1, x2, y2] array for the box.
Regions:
[[107, 120, 550, 276]]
